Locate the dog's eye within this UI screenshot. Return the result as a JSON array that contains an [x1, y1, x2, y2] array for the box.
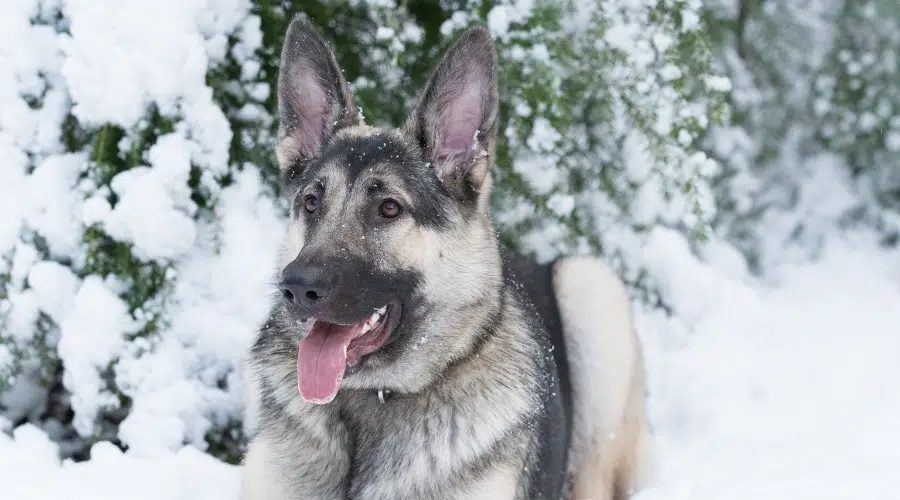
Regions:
[[379, 199, 402, 219], [304, 195, 319, 213]]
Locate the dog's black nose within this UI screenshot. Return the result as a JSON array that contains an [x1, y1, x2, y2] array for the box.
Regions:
[[279, 261, 334, 307]]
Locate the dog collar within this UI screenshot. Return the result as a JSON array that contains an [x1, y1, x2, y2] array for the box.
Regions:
[[377, 389, 394, 404]]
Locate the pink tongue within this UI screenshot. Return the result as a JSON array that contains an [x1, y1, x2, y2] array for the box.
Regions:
[[297, 321, 362, 404]]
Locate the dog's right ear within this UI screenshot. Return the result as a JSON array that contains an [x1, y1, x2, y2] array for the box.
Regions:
[[276, 17, 358, 172]]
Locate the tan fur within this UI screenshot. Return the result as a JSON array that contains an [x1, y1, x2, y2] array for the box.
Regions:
[[275, 133, 300, 170], [240, 438, 293, 500], [336, 124, 385, 140], [552, 256, 653, 500], [277, 220, 305, 268], [570, 376, 650, 500], [457, 464, 519, 499]]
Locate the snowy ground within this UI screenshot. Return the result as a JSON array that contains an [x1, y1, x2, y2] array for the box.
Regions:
[[2, 229, 897, 499], [636, 229, 900, 500]]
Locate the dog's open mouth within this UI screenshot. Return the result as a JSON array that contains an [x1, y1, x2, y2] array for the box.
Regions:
[[297, 302, 401, 404]]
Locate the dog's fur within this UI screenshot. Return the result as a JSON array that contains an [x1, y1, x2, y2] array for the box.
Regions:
[[240, 17, 652, 500]]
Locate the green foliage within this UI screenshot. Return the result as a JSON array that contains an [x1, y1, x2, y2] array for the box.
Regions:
[[79, 112, 179, 330], [699, 0, 837, 269], [812, 0, 900, 213], [0, 313, 59, 393], [701, 0, 900, 267], [205, 419, 248, 465]]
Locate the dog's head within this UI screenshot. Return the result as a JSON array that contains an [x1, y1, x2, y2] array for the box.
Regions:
[[270, 18, 503, 404]]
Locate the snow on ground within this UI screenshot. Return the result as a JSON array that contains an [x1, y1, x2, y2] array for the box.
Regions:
[[0, 424, 239, 500], [637, 229, 900, 500], [2, 227, 898, 499]]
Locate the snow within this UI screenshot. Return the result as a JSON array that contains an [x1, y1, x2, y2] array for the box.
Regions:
[[26, 261, 80, 326], [659, 64, 683, 82], [112, 167, 282, 458], [0, 424, 240, 500], [58, 276, 138, 436], [705, 75, 734, 92], [636, 229, 900, 500], [85, 133, 200, 261], [22, 154, 87, 257], [61, 0, 247, 148], [547, 194, 576, 217], [486, 0, 535, 37]]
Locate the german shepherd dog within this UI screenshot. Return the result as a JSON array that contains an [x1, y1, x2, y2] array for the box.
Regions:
[[241, 16, 652, 500]]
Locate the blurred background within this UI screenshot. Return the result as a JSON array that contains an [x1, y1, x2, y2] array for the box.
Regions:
[[1, 0, 898, 497]]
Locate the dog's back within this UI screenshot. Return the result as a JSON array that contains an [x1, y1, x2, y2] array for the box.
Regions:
[[503, 250, 652, 500], [552, 256, 653, 499]]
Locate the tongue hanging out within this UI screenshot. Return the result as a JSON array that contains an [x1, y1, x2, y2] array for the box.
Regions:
[[297, 307, 389, 404]]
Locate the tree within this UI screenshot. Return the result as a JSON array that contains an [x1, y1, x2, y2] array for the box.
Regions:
[[699, 0, 900, 273]]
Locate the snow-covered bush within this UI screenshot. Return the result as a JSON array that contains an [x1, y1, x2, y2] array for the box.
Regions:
[[811, 0, 900, 239], [1, 0, 279, 460], [701, 0, 900, 271], [1, 0, 727, 462], [699, 0, 838, 268], [433, 0, 730, 308]]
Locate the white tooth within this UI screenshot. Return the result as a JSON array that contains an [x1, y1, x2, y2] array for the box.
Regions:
[[361, 323, 371, 334], [377, 306, 387, 315], [369, 312, 380, 324]]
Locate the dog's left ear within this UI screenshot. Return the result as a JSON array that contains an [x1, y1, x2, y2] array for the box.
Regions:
[[404, 27, 499, 208]]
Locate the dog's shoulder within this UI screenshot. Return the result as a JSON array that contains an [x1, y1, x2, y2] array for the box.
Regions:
[[498, 247, 563, 338]]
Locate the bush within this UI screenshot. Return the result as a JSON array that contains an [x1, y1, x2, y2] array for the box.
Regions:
[[701, 0, 900, 272], [811, 0, 900, 239]]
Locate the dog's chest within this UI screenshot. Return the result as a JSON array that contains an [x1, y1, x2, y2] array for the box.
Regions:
[[342, 394, 526, 500]]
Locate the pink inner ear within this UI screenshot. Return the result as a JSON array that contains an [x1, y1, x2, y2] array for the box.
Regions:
[[290, 68, 330, 156], [437, 83, 484, 164]]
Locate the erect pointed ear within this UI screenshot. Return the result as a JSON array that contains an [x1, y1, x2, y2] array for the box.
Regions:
[[404, 27, 499, 208], [276, 17, 358, 171]]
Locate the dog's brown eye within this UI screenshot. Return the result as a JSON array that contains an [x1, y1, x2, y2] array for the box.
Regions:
[[379, 199, 402, 219], [304, 195, 319, 213]]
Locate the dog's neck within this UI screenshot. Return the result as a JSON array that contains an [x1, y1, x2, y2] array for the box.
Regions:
[[366, 282, 535, 408]]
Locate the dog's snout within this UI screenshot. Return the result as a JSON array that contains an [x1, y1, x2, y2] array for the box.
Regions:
[[280, 261, 334, 307]]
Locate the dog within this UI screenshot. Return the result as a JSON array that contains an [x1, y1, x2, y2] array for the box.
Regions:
[[240, 16, 652, 500]]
